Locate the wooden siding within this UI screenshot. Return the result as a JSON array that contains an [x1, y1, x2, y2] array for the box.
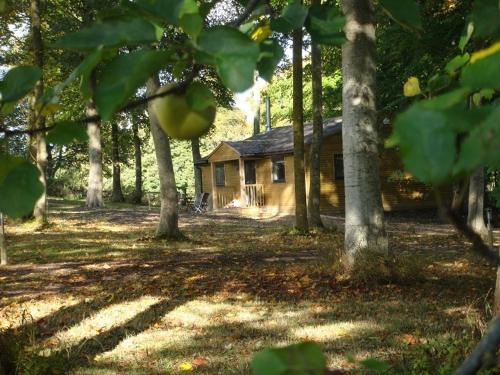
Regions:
[[255, 155, 295, 213], [201, 134, 437, 214], [205, 160, 240, 208], [201, 165, 212, 194], [208, 143, 240, 162]]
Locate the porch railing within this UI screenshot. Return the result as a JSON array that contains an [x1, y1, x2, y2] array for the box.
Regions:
[[244, 184, 264, 207]]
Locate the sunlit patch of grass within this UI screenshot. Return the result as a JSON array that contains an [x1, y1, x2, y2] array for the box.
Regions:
[[48, 296, 162, 349], [0, 295, 81, 329], [291, 321, 384, 342]]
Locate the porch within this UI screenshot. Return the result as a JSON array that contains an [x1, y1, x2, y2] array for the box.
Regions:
[[211, 158, 266, 209]]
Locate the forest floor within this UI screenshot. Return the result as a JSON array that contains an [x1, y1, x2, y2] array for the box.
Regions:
[[0, 199, 499, 374]]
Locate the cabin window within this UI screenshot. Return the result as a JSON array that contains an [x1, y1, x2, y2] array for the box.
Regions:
[[272, 155, 286, 183], [333, 154, 344, 180], [215, 163, 225, 186], [244, 160, 256, 185]]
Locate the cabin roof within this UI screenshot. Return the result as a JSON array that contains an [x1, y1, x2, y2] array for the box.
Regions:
[[196, 117, 342, 164]]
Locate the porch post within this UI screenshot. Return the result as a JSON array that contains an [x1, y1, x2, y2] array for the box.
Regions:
[[239, 158, 247, 207], [210, 162, 217, 209]]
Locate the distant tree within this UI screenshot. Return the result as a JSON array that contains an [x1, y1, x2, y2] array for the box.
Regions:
[[191, 137, 202, 196], [85, 94, 104, 208], [292, 23, 308, 232], [341, 0, 387, 267], [307, 2, 323, 228], [0, 213, 6, 265], [467, 167, 489, 240], [111, 121, 125, 202], [131, 111, 143, 204], [30, 0, 48, 223]]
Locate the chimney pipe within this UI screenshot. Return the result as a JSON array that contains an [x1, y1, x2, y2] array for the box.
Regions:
[[265, 96, 271, 132]]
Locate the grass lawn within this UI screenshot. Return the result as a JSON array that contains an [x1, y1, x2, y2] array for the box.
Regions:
[[0, 199, 498, 374]]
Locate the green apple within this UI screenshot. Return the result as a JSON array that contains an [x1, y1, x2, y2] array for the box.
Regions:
[[152, 84, 216, 140]]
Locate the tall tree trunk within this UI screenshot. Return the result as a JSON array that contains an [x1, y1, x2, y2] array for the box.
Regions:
[[341, 0, 387, 267], [146, 75, 181, 239], [111, 121, 125, 202], [467, 167, 488, 239], [191, 137, 202, 196], [308, 19, 324, 229], [85, 100, 104, 208], [131, 113, 143, 204], [292, 25, 309, 232], [31, 0, 47, 224], [0, 213, 6, 266]]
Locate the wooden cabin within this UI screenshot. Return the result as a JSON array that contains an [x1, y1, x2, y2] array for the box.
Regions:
[[195, 118, 436, 217]]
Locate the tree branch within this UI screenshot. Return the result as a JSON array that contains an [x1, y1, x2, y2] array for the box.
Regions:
[[454, 316, 500, 375], [0, 0, 263, 138], [231, 0, 262, 26]]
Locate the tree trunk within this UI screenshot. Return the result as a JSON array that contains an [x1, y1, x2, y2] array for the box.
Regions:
[[0, 213, 6, 266], [146, 75, 181, 239], [341, 0, 388, 267], [467, 167, 488, 240], [308, 19, 324, 229], [85, 100, 104, 208], [292, 25, 309, 232], [131, 113, 143, 204], [191, 137, 203, 196], [30, 0, 48, 224], [111, 121, 125, 202]]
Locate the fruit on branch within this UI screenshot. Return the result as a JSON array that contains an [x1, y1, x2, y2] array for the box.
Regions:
[[152, 84, 216, 140]]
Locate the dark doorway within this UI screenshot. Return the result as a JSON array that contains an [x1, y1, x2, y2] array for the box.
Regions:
[[244, 160, 256, 185]]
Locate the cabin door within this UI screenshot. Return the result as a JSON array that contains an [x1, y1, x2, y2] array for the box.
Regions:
[[244, 160, 256, 185]]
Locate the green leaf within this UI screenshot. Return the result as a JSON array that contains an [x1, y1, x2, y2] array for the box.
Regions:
[[270, 1, 308, 33], [46, 121, 88, 145], [186, 82, 215, 110], [306, 4, 345, 46], [257, 39, 284, 82], [95, 49, 172, 121], [0, 0, 6, 13], [282, 1, 308, 29], [127, 0, 186, 25], [198, 26, 260, 92], [392, 104, 456, 185], [444, 53, 470, 74], [359, 358, 391, 373], [426, 73, 451, 93], [180, 12, 203, 38], [178, 0, 202, 38], [460, 50, 500, 90], [471, 0, 500, 38], [458, 21, 474, 52], [251, 342, 326, 375], [172, 60, 188, 79], [380, 0, 422, 31], [0, 66, 42, 103], [452, 106, 500, 175], [421, 88, 470, 110], [49, 48, 103, 103], [0, 155, 44, 218], [53, 18, 163, 50]]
